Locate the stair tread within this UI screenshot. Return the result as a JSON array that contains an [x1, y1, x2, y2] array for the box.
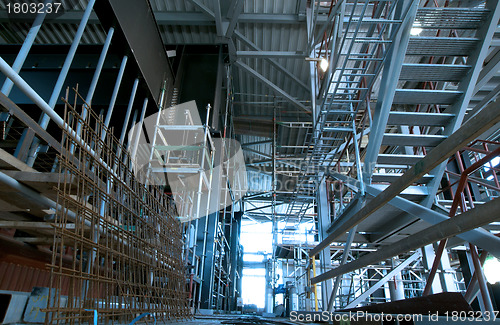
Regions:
[[400, 63, 471, 82], [382, 133, 447, 147], [387, 111, 455, 126], [407, 37, 479, 56], [393, 89, 462, 105], [415, 7, 490, 29], [378, 153, 424, 165]]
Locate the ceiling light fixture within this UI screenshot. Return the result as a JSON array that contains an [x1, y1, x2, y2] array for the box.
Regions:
[[306, 57, 329, 72], [319, 58, 329, 72]]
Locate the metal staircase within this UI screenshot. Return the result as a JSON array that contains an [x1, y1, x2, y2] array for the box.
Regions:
[[362, 1, 500, 230], [308, 1, 500, 304], [287, 3, 500, 302], [286, 0, 418, 224]]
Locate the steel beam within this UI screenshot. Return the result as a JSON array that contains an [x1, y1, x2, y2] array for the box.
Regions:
[[225, 0, 243, 38], [311, 197, 500, 284], [310, 99, 500, 257], [95, 0, 174, 106], [466, 82, 500, 122], [0, 11, 342, 25], [213, 0, 224, 36], [474, 49, 500, 94], [241, 140, 272, 147], [188, 0, 215, 18], [234, 60, 310, 114], [237, 51, 307, 58], [331, 172, 500, 258], [234, 31, 309, 91]]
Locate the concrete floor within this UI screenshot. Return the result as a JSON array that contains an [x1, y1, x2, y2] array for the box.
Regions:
[[168, 315, 300, 325]]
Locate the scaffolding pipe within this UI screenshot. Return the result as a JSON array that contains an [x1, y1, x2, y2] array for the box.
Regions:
[[97, 55, 128, 146], [0, 57, 125, 182], [81, 26, 115, 125], [198, 213, 211, 311], [1, 0, 52, 96], [119, 78, 139, 146], [42, 0, 97, 127], [310, 99, 500, 257], [131, 98, 149, 161], [311, 197, 500, 284], [311, 256, 319, 311], [23, 0, 96, 165]]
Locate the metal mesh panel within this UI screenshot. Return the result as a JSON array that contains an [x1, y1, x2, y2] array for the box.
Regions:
[[46, 88, 189, 324]]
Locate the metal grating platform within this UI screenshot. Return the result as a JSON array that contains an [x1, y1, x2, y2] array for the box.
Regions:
[[407, 37, 479, 56], [415, 8, 490, 29], [400, 63, 471, 82]]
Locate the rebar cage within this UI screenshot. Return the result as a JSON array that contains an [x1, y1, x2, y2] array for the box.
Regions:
[[46, 88, 189, 324]]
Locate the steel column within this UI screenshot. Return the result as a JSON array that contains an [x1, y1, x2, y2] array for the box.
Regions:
[[317, 179, 333, 310], [469, 243, 494, 312], [327, 224, 358, 311]]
